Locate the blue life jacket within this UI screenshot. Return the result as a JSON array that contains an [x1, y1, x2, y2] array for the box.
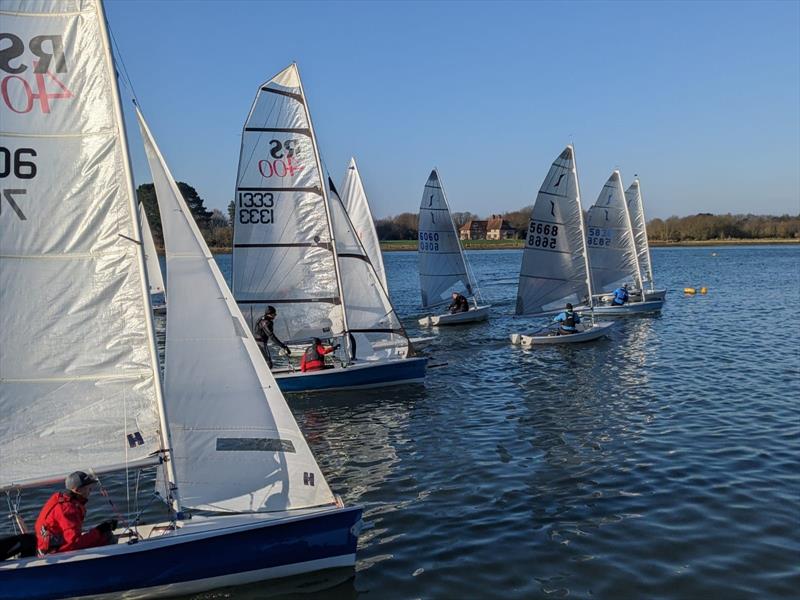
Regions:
[[555, 310, 579, 331], [613, 287, 629, 305]]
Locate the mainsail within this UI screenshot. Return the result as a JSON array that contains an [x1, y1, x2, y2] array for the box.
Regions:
[[418, 170, 473, 308], [136, 108, 336, 513], [585, 171, 642, 292], [233, 64, 344, 345], [625, 179, 655, 289], [328, 178, 410, 360], [516, 146, 593, 315], [340, 157, 388, 291], [0, 0, 166, 489], [139, 202, 165, 295]]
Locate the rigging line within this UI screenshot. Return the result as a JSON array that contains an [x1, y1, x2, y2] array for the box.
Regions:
[[106, 19, 139, 104]]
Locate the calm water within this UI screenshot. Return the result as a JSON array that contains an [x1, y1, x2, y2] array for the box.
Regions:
[[8, 246, 799, 599]]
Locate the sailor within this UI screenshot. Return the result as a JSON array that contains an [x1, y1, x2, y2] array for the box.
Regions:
[[553, 303, 581, 335], [448, 291, 470, 314], [612, 284, 630, 306], [255, 306, 291, 369], [300, 337, 339, 372], [34, 471, 117, 555]]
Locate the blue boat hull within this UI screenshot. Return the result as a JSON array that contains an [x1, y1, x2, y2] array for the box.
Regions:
[[275, 357, 427, 393], [0, 507, 361, 600]]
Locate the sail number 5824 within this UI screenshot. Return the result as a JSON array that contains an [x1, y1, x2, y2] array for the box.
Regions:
[[238, 192, 274, 224]]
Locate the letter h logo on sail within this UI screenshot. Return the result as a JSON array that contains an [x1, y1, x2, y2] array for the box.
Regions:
[[127, 431, 144, 448], [303, 472, 315, 486]]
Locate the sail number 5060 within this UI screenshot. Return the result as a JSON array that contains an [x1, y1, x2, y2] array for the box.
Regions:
[[238, 192, 274, 224]]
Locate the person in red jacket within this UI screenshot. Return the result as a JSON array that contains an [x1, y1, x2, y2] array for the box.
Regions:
[[300, 338, 339, 372], [35, 471, 117, 554]]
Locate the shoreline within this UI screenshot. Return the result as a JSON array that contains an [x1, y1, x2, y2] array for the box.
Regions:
[[378, 238, 800, 251]]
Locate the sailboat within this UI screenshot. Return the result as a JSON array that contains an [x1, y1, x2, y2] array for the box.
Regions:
[[232, 65, 426, 393], [0, 2, 359, 596], [417, 169, 490, 326], [139, 202, 166, 313], [510, 146, 615, 346], [584, 171, 663, 315], [625, 179, 666, 302]]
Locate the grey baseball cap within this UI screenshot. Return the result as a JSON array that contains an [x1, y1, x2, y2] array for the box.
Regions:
[[65, 471, 98, 491]]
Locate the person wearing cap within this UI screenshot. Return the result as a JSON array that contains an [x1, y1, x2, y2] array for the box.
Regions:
[[553, 303, 581, 335], [448, 291, 469, 314], [34, 471, 117, 554], [255, 305, 291, 369], [300, 337, 339, 372], [612, 284, 630, 306]]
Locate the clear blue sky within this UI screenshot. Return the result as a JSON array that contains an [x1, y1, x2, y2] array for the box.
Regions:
[[107, 0, 800, 220]]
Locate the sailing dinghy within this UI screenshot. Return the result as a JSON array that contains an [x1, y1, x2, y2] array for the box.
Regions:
[[232, 65, 426, 393], [510, 146, 615, 346], [584, 171, 663, 315], [625, 179, 666, 302], [139, 201, 166, 314], [0, 3, 359, 596], [417, 170, 490, 326]]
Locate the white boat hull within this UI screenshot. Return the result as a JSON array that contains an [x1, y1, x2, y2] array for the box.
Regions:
[[418, 305, 491, 326], [510, 321, 615, 346], [585, 299, 664, 316]]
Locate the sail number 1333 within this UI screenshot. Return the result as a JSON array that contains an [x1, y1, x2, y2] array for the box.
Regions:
[[238, 192, 274, 224]]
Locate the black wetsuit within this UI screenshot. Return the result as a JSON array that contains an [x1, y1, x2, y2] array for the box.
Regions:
[[448, 294, 470, 314], [255, 315, 288, 368]]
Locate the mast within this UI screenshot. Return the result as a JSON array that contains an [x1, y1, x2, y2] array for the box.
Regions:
[[96, 0, 181, 511], [295, 65, 351, 360], [637, 179, 656, 290], [571, 145, 596, 324], [437, 169, 481, 307], [617, 171, 645, 302]]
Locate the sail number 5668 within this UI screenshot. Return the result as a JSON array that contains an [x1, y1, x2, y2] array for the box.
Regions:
[[238, 192, 274, 224]]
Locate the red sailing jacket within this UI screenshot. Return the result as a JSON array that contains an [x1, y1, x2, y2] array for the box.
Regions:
[[35, 491, 107, 554], [300, 343, 334, 372]]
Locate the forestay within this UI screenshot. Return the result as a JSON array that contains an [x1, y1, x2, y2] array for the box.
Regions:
[[340, 158, 387, 291], [0, 0, 165, 490], [516, 146, 592, 315], [137, 108, 336, 513], [625, 179, 654, 288], [233, 64, 343, 344], [418, 170, 473, 308], [585, 171, 641, 291], [139, 202, 165, 295], [329, 179, 410, 360]]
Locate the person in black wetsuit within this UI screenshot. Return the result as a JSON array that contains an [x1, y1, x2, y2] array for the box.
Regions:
[[448, 292, 470, 314], [255, 306, 290, 369]]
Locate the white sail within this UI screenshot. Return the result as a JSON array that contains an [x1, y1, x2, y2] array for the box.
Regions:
[[417, 170, 473, 308], [585, 171, 642, 291], [139, 202, 165, 295], [328, 179, 409, 359], [340, 158, 388, 291], [0, 0, 165, 489], [233, 64, 344, 345], [516, 146, 592, 315], [136, 108, 336, 513], [625, 179, 655, 288]]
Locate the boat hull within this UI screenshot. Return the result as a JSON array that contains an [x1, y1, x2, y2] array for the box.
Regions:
[[274, 357, 428, 393], [419, 305, 491, 326], [0, 506, 362, 600], [586, 299, 664, 316], [510, 321, 615, 346]]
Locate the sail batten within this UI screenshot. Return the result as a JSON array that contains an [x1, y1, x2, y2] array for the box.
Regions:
[[136, 107, 336, 513], [516, 146, 591, 315], [0, 0, 167, 489]]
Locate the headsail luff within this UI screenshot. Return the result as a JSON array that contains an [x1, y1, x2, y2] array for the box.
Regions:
[[232, 64, 345, 345], [585, 171, 641, 292], [625, 179, 654, 289], [329, 178, 411, 359], [417, 169, 474, 309], [139, 202, 165, 295], [340, 157, 388, 292], [516, 146, 592, 315], [0, 0, 167, 490], [137, 107, 337, 513]]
